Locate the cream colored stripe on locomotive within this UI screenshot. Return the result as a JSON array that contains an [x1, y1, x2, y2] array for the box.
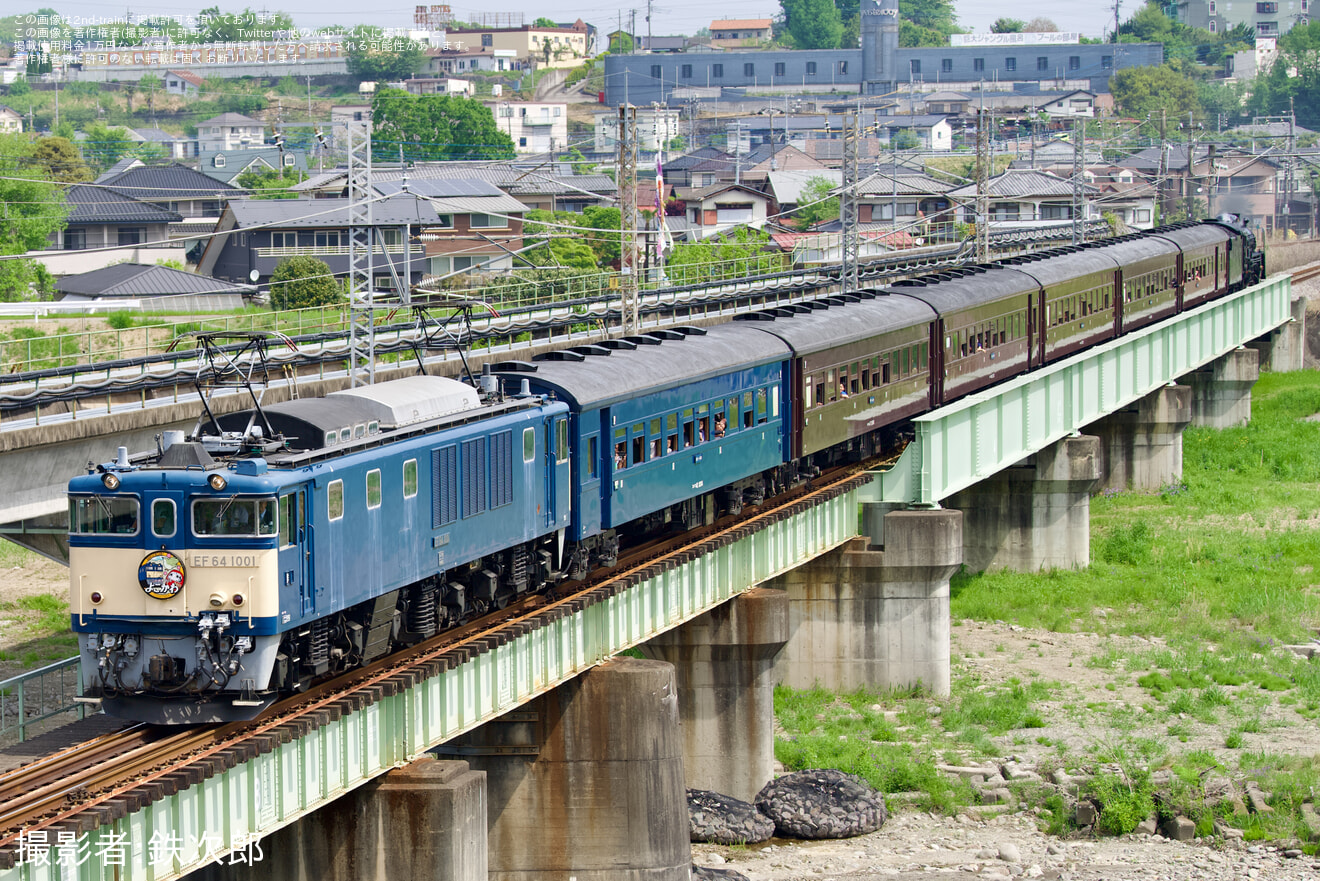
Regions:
[[69, 547, 280, 621]]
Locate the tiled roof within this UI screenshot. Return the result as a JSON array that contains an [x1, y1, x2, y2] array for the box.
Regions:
[[856, 169, 954, 196], [166, 69, 205, 87], [947, 169, 1095, 199], [224, 192, 521, 228], [64, 185, 183, 225], [197, 112, 265, 128], [197, 148, 310, 184], [57, 263, 254, 298], [97, 163, 239, 199]]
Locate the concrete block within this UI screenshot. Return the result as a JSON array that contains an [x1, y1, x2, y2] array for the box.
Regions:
[[1246, 782, 1274, 815], [1135, 814, 1159, 836], [1160, 816, 1196, 841], [1300, 802, 1320, 842], [1075, 802, 1097, 826]]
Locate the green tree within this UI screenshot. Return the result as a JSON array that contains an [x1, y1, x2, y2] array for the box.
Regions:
[[891, 128, 921, 149], [31, 136, 93, 182], [235, 166, 307, 199], [345, 25, 425, 81], [780, 0, 844, 49], [1248, 20, 1320, 127], [1025, 17, 1058, 31], [369, 88, 514, 161], [269, 256, 343, 310], [991, 17, 1025, 33], [899, 0, 960, 46], [609, 32, 634, 53], [533, 16, 557, 28], [793, 176, 839, 229], [81, 124, 136, 170], [0, 133, 71, 301], [1110, 65, 1202, 121], [667, 226, 776, 279]]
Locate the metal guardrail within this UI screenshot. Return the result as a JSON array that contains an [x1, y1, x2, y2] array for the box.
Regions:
[[0, 657, 84, 743]]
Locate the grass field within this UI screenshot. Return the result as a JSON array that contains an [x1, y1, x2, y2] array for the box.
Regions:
[[775, 370, 1320, 845]]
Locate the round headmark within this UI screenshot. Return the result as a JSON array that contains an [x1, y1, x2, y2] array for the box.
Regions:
[[139, 551, 186, 600]]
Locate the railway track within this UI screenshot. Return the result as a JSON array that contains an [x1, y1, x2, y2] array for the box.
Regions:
[[0, 459, 877, 867], [1291, 263, 1320, 285]]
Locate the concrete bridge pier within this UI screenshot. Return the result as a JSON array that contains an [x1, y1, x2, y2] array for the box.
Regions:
[[1247, 294, 1306, 372], [196, 757, 488, 881], [1087, 384, 1192, 493], [771, 508, 961, 697], [638, 587, 788, 803], [947, 434, 1101, 573], [1183, 347, 1260, 429], [446, 657, 690, 881]]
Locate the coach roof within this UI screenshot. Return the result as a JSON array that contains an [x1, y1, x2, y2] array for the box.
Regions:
[[492, 322, 790, 408], [735, 292, 937, 354]]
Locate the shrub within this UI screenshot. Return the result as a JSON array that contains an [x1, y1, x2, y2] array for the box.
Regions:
[[269, 256, 343, 310]]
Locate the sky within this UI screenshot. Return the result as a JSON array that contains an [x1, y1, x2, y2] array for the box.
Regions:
[[49, 0, 1125, 42]]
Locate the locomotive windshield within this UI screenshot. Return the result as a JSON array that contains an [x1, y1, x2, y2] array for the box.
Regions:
[[69, 496, 140, 535], [192, 497, 278, 537]]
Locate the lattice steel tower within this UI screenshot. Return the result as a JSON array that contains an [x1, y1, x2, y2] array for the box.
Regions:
[[618, 105, 640, 333], [840, 111, 860, 293], [347, 121, 375, 387]]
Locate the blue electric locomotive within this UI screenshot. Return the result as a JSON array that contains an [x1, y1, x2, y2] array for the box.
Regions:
[[69, 375, 570, 723]]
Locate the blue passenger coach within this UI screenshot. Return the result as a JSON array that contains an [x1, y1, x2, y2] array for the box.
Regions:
[[494, 324, 792, 577]]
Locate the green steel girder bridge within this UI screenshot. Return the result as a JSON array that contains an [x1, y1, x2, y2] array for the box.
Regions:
[[0, 273, 1296, 881]]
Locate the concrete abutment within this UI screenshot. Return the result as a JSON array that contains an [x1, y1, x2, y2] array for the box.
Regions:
[[1087, 384, 1191, 493], [1183, 347, 1260, 429]]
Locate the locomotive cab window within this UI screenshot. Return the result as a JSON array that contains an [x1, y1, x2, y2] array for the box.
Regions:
[[404, 459, 418, 498], [366, 469, 382, 509], [193, 498, 277, 537], [328, 480, 344, 521], [151, 499, 176, 538], [279, 494, 295, 547], [70, 496, 140, 536]]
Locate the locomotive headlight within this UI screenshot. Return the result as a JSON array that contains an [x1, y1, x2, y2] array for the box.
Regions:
[[101, 473, 120, 491], [210, 592, 226, 607], [208, 473, 228, 491]]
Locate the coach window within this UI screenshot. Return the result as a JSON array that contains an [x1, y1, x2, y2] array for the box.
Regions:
[[667, 413, 679, 452], [804, 376, 814, 408], [328, 481, 344, 521], [815, 376, 826, 405], [850, 363, 860, 395], [771, 386, 780, 417], [682, 409, 695, 447], [838, 366, 849, 397], [698, 403, 710, 443], [556, 420, 569, 464], [523, 427, 535, 462], [650, 418, 663, 457], [587, 436, 599, 478], [743, 391, 755, 428], [614, 428, 627, 468], [324, 431, 337, 446], [632, 423, 645, 463], [404, 459, 418, 499], [366, 470, 382, 509], [726, 398, 738, 430], [826, 369, 837, 402], [881, 355, 891, 384], [756, 389, 768, 423], [860, 363, 871, 391]]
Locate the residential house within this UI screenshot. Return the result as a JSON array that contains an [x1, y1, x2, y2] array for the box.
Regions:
[[1119, 146, 1282, 232], [948, 169, 1097, 227], [164, 69, 204, 97], [0, 104, 22, 133], [93, 163, 239, 260], [729, 144, 829, 185], [1172, 0, 1306, 38], [38, 185, 186, 275], [769, 226, 916, 265], [131, 127, 195, 160], [595, 107, 683, 153], [489, 102, 569, 154], [55, 263, 256, 311], [1038, 90, 1098, 117], [875, 115, 953, 151], [200, 183, 528, 287], [197, 147, 309, 186], [196, 112, 267, 152], [856, 167, 957, 228], [444, 20, 590, 69], [709, 18, 773, 48], [424, 46, 507, 75], [404, 78, 473, 96], [669, 183, 773, 239], [663, 147, 733, 189]]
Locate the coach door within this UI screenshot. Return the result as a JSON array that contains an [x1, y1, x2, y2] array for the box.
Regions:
[[279, 489, 312, 616]]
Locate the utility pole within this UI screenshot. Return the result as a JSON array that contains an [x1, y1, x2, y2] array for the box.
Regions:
[[1285, 97, 1296, 236], [1157, 109, 1168, 225], [1072, 116, 1086, 244], [1112, 0, 1121, 42], [646, 0, 652, 53], [1185, 111, 1196, 222], [618, 105, 640, 333], [975, 103, 989, 262], [307, 75, 313, 122], [841, 110, 859, 292]]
